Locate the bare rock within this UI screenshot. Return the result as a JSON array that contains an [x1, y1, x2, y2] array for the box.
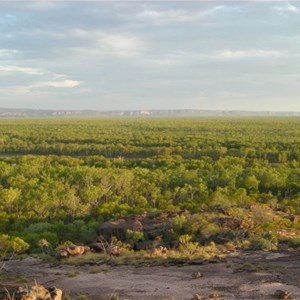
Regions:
[[56, 245, 89, 258], [49, 287, 63, 300], [109, 246, 121, 256], [65, 245, 85, 256], [192, 294, 202, 300], [98, 214, 173, 241], [150, 246, 168, 257], [1, 284, 62, 300], [99, 218, 144, 240], [192, 272, 204, 279]]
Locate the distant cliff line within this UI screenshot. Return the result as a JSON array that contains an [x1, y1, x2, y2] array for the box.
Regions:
[[0, 108, 299, 118]]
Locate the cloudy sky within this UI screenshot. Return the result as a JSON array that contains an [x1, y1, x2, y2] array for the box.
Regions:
[[0, 1, 300, 111]]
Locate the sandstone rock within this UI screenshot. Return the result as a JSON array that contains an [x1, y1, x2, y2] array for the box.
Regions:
[[65, 245, 85, 256], [98, 214, 173, 243], [23, 284, 51, 300], [49, 287, 63, 300], [56, 245, 89, 258], [191, 272, 203, 279], [99, 218, 144, 240], [150, 246, 168, 257], [191, 294, 202, 300], [109, 246, 121, 256], [0, 284, 62, 300], [56, 249, 68, 259]]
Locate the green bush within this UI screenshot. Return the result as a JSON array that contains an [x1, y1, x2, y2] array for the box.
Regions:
[[24, 222, 52, 234], [200, 223, 221, 239], [0, 234, 29, 257], [250, 237, 277, 251], [126, 230, 144, 242], [172, 215, 187, 232], [22, 231, 59, 251], [178, 234, 199, 255], [288, 238, 300, 248]]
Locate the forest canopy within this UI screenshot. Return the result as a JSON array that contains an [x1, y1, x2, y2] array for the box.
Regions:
[[0, 118, 300, 253]]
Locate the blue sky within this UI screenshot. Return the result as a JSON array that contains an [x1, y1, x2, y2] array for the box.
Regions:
[[0, 1, 299, 111]]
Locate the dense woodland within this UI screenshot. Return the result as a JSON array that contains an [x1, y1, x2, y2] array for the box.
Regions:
[[1, 118, 300, 255]]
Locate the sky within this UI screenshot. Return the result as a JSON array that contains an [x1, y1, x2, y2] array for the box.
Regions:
[[0, 1, 300, 111]]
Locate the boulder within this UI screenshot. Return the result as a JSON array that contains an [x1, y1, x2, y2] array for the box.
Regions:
[[98, 214, 173, 242], [49, 287, 63, 300], [191, 272, 203, 279], [142, 217, 172, 239], [56, 249, 68, 259], [150, 246, 168, 257], [191, 295, 202, 300], [99, 218, 144, 240], [56, 245, 89, 258], [0, 284, 62, 300], [109, 246, 121, 256], [24, 284, 51, 300], [66, 245, 85, 256]]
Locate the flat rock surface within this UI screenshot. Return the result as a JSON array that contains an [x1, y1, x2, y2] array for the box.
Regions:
[[2, 251, 300, 299]]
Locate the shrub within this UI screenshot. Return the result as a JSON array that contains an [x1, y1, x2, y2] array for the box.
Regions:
[[126, 230, 144, 242], [22, 231, 59, 252], [251, 204, 274, 225], [288, 238, 300, 248], [200, 223, 221, 239], [178, 234, 199, 256], [0, 234, 29, 257], [250, 237, 277, 251], [56, 240, 75, 251], [240, 239, 251, 250], [172, 215, 187, 232], [24, 222, 52, 234]]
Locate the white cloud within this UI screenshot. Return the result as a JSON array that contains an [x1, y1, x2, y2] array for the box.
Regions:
[[99, 34, 143, 57], [0, 65, 43, 75], [147, 58, 179, 67], [34, 80, 81, 88], [201, 5, 227, 17], [136, 9, 201, 25], [70, 29, 144, 57], [0, 49, 19, 56], [70, 28, 91, 39], [274, 3, 299, 14], [53, 73, 67, 79], [133, 6, 231, 26], [212, 50, 284, 60]]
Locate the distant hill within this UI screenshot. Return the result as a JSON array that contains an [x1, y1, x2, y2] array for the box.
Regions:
[[0, 108, 299, 118]]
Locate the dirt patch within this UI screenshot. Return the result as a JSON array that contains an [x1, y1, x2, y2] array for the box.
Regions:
[[1, 251, 300, 299]]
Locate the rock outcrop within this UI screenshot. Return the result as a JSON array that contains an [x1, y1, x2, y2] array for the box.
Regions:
[[99, 218, 144, 240], [98, 213, 174, 242], [150, 246, 168, 257], [56, 245, 90, 258], [0, 284, 62, 300]]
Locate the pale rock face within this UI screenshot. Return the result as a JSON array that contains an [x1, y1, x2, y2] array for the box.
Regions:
[[18, 285, 62, 300], [150, 246, 168, 257], [51, 288, 63, 300], [56, 245, 90, 258], [110, 245, 121, 256]]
